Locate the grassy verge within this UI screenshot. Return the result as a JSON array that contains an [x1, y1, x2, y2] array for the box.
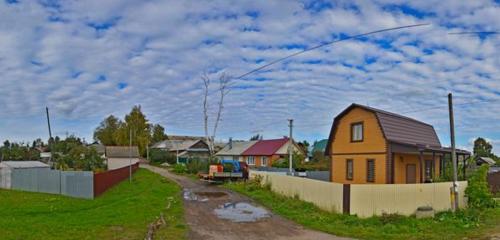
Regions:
[[225, 181, 500, 240], [0, 169, 186, 240]]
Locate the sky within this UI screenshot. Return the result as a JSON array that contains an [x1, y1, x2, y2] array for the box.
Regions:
[[0, 0, 499, 153]]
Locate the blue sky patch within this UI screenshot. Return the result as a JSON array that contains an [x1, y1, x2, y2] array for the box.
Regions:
[[118, 82, 128, 89]]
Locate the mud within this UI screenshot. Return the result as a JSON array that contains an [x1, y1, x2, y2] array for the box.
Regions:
[[141, 164, 351, 240], [214, 202, 270, 222]]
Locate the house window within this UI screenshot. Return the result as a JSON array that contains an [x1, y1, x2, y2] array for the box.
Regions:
[[261, 157, 268, 166], [366, 159, 375, 182], [346, 159, 353, 180], [247, 156, 255, 165], [351, 122, 363, 142]]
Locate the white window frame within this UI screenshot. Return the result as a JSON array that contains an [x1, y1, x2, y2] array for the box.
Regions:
[[351, 122, 363, 142], [261, 156, 268, 166], [247, 156, 255, 165]]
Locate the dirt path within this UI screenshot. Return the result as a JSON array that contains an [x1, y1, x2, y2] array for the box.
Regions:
[[141, 164, 350, 240]]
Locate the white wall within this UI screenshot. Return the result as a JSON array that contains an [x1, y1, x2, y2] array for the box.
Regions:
[[107, 158, 139, 170]]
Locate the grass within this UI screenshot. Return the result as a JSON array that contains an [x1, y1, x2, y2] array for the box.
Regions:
[[0, 169, 186, 240], [225, 181, 500, 240]]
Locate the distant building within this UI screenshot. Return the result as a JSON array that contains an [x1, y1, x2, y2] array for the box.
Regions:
[[151, 139, 210, 163], [241, 137, 303, 167], [105, 146, 140, 170], [216, 139, 258, 162], [476, 156, 496, 166], [0, 161, 50, 189]]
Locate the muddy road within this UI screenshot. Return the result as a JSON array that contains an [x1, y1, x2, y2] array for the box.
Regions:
[[141, 164, 350, 240]]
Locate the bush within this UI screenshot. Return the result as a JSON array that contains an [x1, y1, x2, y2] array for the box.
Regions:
[[150, 149, 176, 165], [185, 158, 209, 174], [465, 165, 496, 209], [173, 164, 187, 174]]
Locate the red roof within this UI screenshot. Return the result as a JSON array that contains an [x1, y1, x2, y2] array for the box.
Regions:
[[241, 138, 289, 156]]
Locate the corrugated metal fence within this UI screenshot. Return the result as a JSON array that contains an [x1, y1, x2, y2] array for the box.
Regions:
[[94, 163, 139, 197], [10, 168, 93, 199]]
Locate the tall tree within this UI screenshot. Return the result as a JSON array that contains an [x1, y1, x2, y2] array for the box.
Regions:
[[118, 105, 151, 156], [151, 124, 167, 143], [93, 115, 121, 145], [473, 137, 493, 157]]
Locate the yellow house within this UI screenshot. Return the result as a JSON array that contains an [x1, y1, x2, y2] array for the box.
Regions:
[[325, 104, 470, 184]]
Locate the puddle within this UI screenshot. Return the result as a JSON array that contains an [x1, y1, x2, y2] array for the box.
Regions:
[[183, 189, 209, 202], [214, 202, 270, 222], [195, 191, 228, 198]]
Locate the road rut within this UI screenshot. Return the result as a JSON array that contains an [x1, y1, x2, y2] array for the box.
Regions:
[[141, 164, 350, 240]]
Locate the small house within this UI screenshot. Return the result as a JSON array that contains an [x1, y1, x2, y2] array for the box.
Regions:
[[105, 146, 140, 170], [241, 137, 303, 167], [0, 161, 50, 189], [326, 104, 470, 184], [151, 139, 210, 163], [215, 139, 258, 161], [476, 156, 496, 166]]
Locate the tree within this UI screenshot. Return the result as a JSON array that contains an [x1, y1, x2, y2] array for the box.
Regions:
[[151, 124, 168, 143], [94, 115, 121, 145], [201, 72, 231, 157], [118, 105, 151, 156], [473, 137, 493, 157]]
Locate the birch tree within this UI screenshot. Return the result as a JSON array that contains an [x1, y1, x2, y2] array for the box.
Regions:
[[201, 72, 230, 157]]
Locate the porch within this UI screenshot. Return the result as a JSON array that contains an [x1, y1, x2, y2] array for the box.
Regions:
[[388, 142, 470, 184]]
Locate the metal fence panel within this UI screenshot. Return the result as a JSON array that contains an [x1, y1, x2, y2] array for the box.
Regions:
[[10, 168, 93, 199], [61, 171, 93, 199]]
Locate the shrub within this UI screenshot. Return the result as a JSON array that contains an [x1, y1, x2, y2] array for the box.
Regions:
[[465, 165, 496, 209], [186, 158, 209, 174], [173, 164, 187, 174], [150, 149, 176, 165]]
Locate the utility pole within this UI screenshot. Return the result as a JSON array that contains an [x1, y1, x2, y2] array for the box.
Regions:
[[46, 107, 53, 167], [288, 119, 293, 175], [129, 128, 132, 183], [448, 93, 459, 211]]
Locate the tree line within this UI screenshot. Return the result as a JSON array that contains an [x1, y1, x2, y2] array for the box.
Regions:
[[93, 105, 168, 156]]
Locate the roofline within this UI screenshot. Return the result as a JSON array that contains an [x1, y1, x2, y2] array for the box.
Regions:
[[325, 103, 439, 155]]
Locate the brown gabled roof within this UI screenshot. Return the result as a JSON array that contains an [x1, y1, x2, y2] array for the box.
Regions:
[[325, 104, 441, 155]]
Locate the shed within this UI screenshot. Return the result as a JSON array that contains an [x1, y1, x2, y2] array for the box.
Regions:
[[0, 161, 50, 189], [105, 146, 140, 170]]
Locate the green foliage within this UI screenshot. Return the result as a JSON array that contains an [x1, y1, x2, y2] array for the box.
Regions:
[[149, 149, 176, 165], [0, 169, 186, 240], [0, 141, 41, 161], [473, 137, 500, 165], [185, 159, 208, 174], [465, 165, 496, 209], [93, 106, 169, 157], [53, 145, 105, 171], [173, 164, 188, 174], [93, 115, 121, 146], [271, 152, 303, 168], [151, 124, 168, 143]]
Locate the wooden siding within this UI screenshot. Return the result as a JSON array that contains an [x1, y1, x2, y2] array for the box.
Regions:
[[330, 107, 387, 184]]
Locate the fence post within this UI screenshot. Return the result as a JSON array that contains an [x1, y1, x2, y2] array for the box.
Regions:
[[343, 184, 350, 214]]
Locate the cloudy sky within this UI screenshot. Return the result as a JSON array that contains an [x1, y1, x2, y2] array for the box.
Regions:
[[0, 0, 499, 153]]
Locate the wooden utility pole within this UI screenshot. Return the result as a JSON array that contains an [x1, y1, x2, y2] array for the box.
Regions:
[[448, 93, 459, 211], [46, 107, 53, 167], [129, 128, 132, 183], [288, 119, 293, 175]]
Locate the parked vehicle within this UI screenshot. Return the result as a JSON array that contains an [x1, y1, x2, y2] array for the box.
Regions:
[[199, 160, 248, 183]]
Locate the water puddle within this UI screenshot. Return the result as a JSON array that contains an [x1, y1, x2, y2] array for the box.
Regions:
[[183, 189, 209, 202], [214, 202, 270, 222]]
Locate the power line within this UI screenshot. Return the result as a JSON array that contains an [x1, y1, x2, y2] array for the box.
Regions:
[[163, 23, 430, 119]]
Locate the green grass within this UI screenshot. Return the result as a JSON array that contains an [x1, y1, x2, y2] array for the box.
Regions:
[[0, 169, 186, 240], [225, 181, 500, 240]]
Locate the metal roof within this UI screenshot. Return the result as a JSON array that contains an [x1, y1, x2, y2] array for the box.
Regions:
[[0, 161, 49, 169], [216, 141, 258, 156], [242, 138, 289, 156], [326, 104, 442, 155], [151, 139, 209, 152], [478, 157, 496, 165], [105, 146, 140, 158]]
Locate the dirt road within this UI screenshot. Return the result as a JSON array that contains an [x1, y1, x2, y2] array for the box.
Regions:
[[141, 164, 350, 240]]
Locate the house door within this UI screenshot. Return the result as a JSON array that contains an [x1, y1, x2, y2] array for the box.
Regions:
[[406, 164, 417, 183]]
